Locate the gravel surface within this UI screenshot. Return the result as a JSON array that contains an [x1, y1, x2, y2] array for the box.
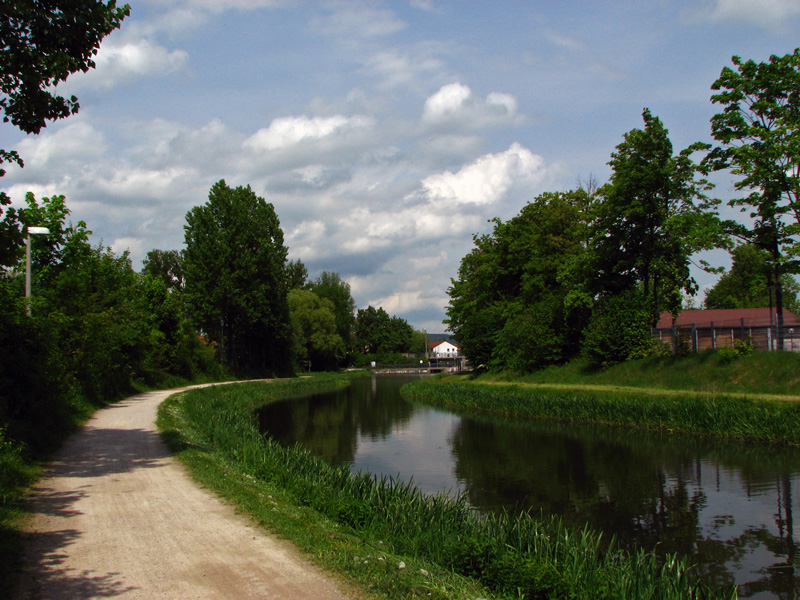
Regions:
[[13, 387, 354, 600]]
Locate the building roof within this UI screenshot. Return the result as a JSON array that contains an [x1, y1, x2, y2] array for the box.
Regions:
[[429, 340, 460, 350], [655, 308, 800, 329]]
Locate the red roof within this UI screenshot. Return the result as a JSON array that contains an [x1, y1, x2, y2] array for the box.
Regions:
[[429, 340, 460, 350], [655, 308, 800, 329]]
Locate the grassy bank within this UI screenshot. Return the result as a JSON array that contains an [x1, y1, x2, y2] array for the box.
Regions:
[[157, 374, 736, 599], [497, 351, 800, 398], [399, 352, 800, 446]]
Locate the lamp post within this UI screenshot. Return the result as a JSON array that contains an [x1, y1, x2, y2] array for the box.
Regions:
[[25, 226, 50, 315]]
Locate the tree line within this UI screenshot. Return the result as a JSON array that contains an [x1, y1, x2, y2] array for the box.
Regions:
[[447, 49, 800, 371]]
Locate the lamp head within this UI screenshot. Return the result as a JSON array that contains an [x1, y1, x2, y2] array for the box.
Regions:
[[27, 227, 50, 235]]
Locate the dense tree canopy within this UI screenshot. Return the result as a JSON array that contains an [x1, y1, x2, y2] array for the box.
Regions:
[[705, 49, 800, 345], [592, 109, 720, 326], [285, 258, 309, 290], [446, 189, 595, 371], [183, 180, 292, 376], [704, 244, 800, 315], [308, 271, 356, 362], [287, 288, 345, 371], [355, 306, 415, 356], [142, 249, 184, 291], [0, 0, 130, 135]]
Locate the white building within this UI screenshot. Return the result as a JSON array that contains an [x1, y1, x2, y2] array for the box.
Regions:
[[429, 340, 460, 358]]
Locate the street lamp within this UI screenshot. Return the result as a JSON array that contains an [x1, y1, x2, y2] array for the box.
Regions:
[[25, 226, 50, 315]]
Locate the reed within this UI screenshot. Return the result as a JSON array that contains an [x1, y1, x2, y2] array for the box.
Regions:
[[401, 378, 800, 446], [158, 375, 737, 599]]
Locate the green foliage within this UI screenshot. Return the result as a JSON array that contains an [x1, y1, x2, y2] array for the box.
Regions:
[[285, 258, 308, 290], [355, 306, 415, 355], [403, 376, 800, 446], [308, 271, 356, 363], [288, 288, 345, 371], [160, 378, 736, 600], [583, 288, 653, 367], [353, 352, 414, 368], [0, 192, 227, 452], [704, 243, 800, 314], [717, 338, 755, 364], [491, 296, 568, 372], [706, 49, 800, 266], [183, 180, 293, 376], [0, 189, 22, 269], [591, 109, 720, 325], [446, 189, 595, 372], [0, 1, 130, 135], [142, 249, 184, 291]]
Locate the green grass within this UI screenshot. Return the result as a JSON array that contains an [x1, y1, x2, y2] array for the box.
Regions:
[[401, 374, 800, 446], [495, 351, 800, 398], [157, 374, 737, 599]]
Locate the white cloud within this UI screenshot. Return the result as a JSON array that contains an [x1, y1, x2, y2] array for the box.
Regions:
[[422, 83, 521, 131], [63, 38, 188, 91], [419, 143, 546, 206], [244, 115, 373, 151], [12, 121, 107, 170], [423, 82, 471, 120]]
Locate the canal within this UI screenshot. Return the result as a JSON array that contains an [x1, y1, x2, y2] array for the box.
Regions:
[[258, 374, 800, 598]]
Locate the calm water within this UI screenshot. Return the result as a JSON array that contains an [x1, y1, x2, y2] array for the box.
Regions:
[[259, 375, 800, 598]]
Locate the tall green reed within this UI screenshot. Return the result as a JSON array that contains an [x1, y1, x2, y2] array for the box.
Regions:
[[401, 378, 800, 446], [163, 376, 737, 599]]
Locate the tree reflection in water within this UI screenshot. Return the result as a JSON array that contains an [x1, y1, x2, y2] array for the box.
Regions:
[[259, 375, 800, 598]]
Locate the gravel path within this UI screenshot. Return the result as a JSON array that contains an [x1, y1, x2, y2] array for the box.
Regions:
[[13, 387, 354, 600]]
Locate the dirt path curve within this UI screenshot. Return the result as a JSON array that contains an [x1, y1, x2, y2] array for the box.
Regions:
[[13, 387, 354, 600]]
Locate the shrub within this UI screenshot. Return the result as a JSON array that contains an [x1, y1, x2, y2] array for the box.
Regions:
[[583, 290, 652, 367]]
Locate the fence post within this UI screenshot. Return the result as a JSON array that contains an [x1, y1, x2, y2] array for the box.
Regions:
[[711, 321, 716, 350], [741, 318, 745, 342], [692, 323, 698, 352]]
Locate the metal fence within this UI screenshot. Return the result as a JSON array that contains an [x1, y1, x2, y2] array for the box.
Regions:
[[652, 320, 800, 353]]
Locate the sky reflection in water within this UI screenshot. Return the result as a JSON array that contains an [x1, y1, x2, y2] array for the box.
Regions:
[[259, 375, 800, 598]]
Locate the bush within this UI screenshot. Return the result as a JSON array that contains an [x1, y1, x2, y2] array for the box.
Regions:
[[583, 290, 652, 367]]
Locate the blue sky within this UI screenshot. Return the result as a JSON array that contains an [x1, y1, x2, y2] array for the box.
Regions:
[[3, 0, 800, 331]]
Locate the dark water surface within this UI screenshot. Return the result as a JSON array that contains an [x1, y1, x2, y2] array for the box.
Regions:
[[258, 374, 800, 598]]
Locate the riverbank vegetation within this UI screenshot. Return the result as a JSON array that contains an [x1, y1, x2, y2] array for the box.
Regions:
[[402, 375, 800, 449], [446, 50, 800, 373], [157, 375, 736, 599]]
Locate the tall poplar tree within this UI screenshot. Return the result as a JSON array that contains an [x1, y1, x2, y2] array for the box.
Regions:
[[183, 180, 292, 376]]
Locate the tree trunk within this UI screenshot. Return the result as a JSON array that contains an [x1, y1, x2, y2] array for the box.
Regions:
[[776, 268, 785, 351]]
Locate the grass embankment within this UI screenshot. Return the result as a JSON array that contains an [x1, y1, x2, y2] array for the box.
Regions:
[[402, 352, 800, 446], [157, 373, 736, 600], [507, 351, 800, 398]]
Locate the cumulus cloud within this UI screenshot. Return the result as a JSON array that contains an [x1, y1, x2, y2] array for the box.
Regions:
[[419, 143, 546, 206], [62, 38, 188, 91], [422, 83, 521, 131], [244, 115, 374, 151], [11, 121, 107, 172]]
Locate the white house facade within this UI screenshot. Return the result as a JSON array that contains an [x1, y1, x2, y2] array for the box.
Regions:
[[429, 340, 460, 357]]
